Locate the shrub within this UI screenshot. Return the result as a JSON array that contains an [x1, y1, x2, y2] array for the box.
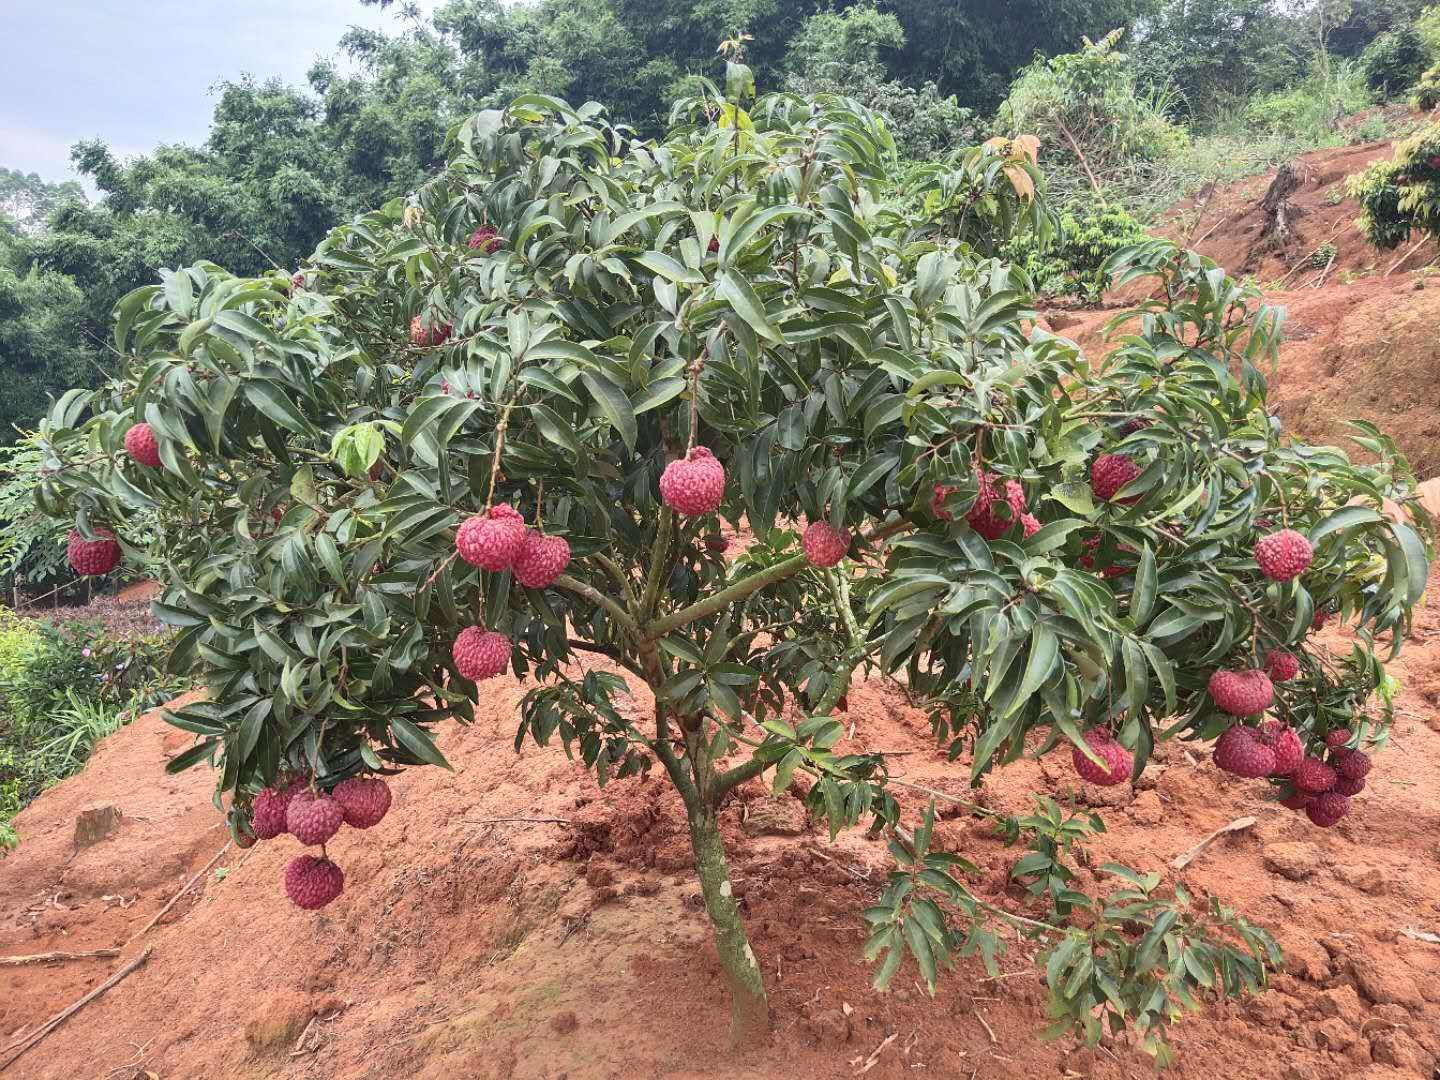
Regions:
[[1002, 30, 1188, 185], [1349, 124, 1440, 247], [1362, 26, 1428, 98], [1007, 202, 1149, 302], [1243, 61, 1372, 135], [34, 85, 1430, 1059], [1414, 63, 1440, 110]]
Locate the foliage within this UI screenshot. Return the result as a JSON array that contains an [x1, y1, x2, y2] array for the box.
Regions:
[[32, 80, 1432, 1056], [1348, 124, 1440, 247], [0, 439, 74, 590], [781, 3, 976, 161], [0, 259, 97, 445], [0, 605, 183, 849], [1006, 202, 1148, 302], [1001, 31, 1188, 201], [1420, 5, 1440, 59], [1414, 63, 1440, 110], [0, 169, 85, 236], [1361, 25, 1428, 98], [1241, 60, 1371, 134]]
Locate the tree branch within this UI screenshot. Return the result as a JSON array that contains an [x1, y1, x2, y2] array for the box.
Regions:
[[552, 575, 641, 639], [638, 506, 675, 620]]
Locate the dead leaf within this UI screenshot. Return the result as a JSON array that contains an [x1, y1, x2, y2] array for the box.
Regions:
[[1004, 166, 1036, 202]]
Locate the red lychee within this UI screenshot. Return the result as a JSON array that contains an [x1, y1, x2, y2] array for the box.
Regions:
[[456, 504, 527, 571], [1254, 529, 1313, 582], [1324, 729, 1353, 749], [124, 422, 161, 468], [1070, 730, 1133, 787], [1279, 790, 1311, 811], [291, 270, 306, 290], [1090, 454, 1141, 503], [409, 315, 451, 347], [332, 777, 392, 829], [1312, 609, 1331, 631], [1333, 774, 1366, 796], [961, 472, 1027, 540], [1207, 668, 1274, 716], [453, 627, 510, 681], [513, 530, 571, 589], [1335, 749, 1371, 781], [67, 528, 121, 576], [251, 784, 297, 839], [1020, 513, 1041, 539], [284, 855, 345, 910], [1292, 756, 1338, 794], [707, 235, 720, 254], [1305, 791, 1349, 827], [468, 225, 501, 253], [1212, 727, 1276, 778], [802, 521, 851, 567], [1263, 648, 1299, 683], [286, 791, 343, 846], [659, 447, 725, 516], [931, 483, 957, 521], [1259, 721, 1305, 776]]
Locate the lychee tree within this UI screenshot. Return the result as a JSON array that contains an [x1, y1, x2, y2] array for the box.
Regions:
[[1350, 122, 1440, 250], [35, 74, 1431, 1061]]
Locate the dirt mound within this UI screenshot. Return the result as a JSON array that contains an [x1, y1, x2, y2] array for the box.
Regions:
[[5, 561, 1440, 1079], [1045, 134, 1440, 477]]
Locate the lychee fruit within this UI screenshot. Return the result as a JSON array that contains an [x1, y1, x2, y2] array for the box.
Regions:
[[960, 472, 1026, 540], [286, 791, 343, 846], [251, 784, 297, 839], [1207, 668, 1274, 716], [67, 528, 121, 576], [1255, 529, 1313, 582], [1279, 790, 1311, 811], [409, 315, 451, 347], [1305, 791, 1349, 828], [284, 855, 345, 910], [1333, 774, 1366, 797], [1292, 756, 1338, 794], [513, 531, 571, 589], [1090, 454, 1141, 503], [931, 484, 957, 521], [332, 776, 392, 829], [1323, 729, 1352, 749], [659, 447, 725, 516], [1259, 721, 1305, 776], [456, 504, 527, 571], [453, 627, 511, 682], [468, 225, 501, 253], [1020, 513, 1041, 539], [1263, 648, 1299, 683], [802, 521, 850, 567], [291, 270, 306, 290], [707, 236, 720, 254], [1335, 749, 1371, 782], [1070, 730, 1133, 786], [124, 422, 161, 468], [1212, 727, 1277, 778], [1312, 609, 1331, 631]]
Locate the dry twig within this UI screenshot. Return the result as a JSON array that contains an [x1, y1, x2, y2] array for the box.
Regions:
[[0, 947, 153, 1070], [1171, 817, 1256, 871], [131, 842, 231, 941], [0, 949, 120, 967]]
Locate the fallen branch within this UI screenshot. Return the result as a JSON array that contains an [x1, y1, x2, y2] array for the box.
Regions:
[[0, 947, 152, 1070], [853, 1031, 899, 1075], [130, 841, 230, 941], [1171, 816, 1256, 871], [1385, 235, 1431, 277], [0, 948, 120, 967], [464, 816, 572, 826]]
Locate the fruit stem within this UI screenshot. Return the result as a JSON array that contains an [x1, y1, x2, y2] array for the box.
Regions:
[[685, 804, 770, 1047], [485, 400, 515, 510]]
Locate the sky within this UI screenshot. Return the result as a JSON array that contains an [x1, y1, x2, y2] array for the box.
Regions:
[[0, 1, 440, 189]]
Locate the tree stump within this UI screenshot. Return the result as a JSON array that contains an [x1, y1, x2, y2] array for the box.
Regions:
[[73, 803, 122, 847]]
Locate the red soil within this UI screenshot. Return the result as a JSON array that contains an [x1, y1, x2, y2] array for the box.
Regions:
[[3, 555, 1440, 1079]]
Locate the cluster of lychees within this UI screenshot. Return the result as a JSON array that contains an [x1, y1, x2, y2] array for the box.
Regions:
[[241, 774, 392, 909], [931, 470, 1039, 541]]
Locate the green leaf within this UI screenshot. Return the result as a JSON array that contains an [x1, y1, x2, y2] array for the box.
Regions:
[[391, 717, 453, 770], [717, 271, 783, 344], [580, 372, 638, 452]]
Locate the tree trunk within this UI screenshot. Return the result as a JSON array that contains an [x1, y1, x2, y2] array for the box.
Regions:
[[686, 806, 770, 1047]]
